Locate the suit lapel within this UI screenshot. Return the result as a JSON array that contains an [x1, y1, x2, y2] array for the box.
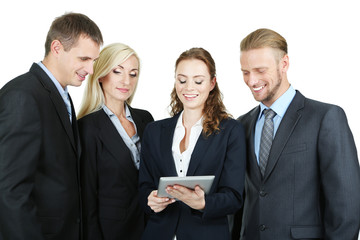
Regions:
[[247, 107, 263, 182], [160, 115, 179, 176], [98, 110, 138, 177], [186, 133, 212, 176], [30, 64, 77, 152], [263, 91, 304, 181]]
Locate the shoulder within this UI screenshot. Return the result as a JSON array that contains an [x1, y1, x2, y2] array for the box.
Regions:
[[78, 109, 106, 132], [301, 94, 346, 118], [129, 106, 154, 122], [237, 106, 259, 127], [218, 117, 245, 136]]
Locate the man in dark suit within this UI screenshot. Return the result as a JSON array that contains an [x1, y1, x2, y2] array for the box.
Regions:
[[0, 13, 103, 240], [234, 28, 360, 240]]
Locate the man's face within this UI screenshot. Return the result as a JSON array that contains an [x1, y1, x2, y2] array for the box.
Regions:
[[57, 35, 100, 88], [240, 47, 289, 107]]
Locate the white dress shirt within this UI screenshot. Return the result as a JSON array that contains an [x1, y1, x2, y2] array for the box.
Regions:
[[172, 111, 203, 177], [171, 111, 203, 239]]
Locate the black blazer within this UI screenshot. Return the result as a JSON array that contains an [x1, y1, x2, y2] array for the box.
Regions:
[[139, 114, 246, 240], [236, 91, 360, 240], [0, 63, 82, 240], [78, 107, 153, 240]]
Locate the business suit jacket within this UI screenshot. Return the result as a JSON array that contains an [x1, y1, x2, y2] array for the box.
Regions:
[[78, 107, 153, 240], [236, 91, 360, 240], [0, 63, 82, 240], [139, 114, 246, 240]]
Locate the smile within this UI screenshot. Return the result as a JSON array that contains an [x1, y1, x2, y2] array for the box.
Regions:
[[183, 94, 198, 99], [253, 85, 265, 92], [117, 88, 129, 93], [77, 73, 86, 80]]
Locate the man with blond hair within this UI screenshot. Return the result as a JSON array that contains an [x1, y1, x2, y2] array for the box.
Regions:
[[234, 28, 360, 240]]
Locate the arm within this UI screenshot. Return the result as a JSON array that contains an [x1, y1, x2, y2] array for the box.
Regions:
[[0, 90, 44, 239], [202, 122, 247, 219], [138, 125, 175, 214], [318, 106, 360, 239], [78, 119, 104, 240]]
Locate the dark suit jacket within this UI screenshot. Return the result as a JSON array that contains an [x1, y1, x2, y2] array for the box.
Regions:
[[139, 114, 246, 240], [0, 63, 82, 240], [78, 107, 153, 240], [236, 91, 360, 240]]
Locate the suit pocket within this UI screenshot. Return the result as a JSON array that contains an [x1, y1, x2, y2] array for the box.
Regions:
[[38, 216, 63, 238], [290, 226, 323, 239], [99, 205, 127, 221]]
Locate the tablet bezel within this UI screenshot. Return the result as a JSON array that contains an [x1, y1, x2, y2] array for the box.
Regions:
[[157, 175, 215, 198]]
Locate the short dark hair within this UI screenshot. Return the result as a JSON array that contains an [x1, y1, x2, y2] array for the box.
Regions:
[[44, 12, 103, 56]]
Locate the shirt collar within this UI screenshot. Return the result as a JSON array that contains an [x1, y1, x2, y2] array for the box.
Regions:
[[176, 111, 203, 129], [37, 61, 68, 96], [258, 85, 296, 120], [102, 103, 132, 120]]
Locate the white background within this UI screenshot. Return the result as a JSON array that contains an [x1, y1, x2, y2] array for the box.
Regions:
[[0, 0, 359, 156]]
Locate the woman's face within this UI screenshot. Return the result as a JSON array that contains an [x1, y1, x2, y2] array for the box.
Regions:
[[175, 59, 215, 112], [100, 55, 139, 106]]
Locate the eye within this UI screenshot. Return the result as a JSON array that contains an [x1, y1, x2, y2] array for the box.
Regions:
[[242, 71, 249, 76], [195, 80, 203, 85], [80, 57, 90, 61], [178, 78, 186, 84], [258, 68, 266, 74], [130, 71, 138, 78], [113, 68, 122, 74]]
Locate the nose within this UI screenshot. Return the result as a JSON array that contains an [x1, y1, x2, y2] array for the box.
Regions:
[[184, 80, 195, 91], [86, 61, 94, 75], [247, 73, 259, 86], [120, 73, 130, 85]]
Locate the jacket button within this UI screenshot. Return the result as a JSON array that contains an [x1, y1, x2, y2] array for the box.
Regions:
[[259, 224, 266, 231], [259, 190, 267, 197]]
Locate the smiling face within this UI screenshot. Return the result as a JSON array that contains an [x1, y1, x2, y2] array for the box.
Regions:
[[100, 54, 139, 108], [175, 59, 216, 112], [240, 47, 290, 107], [56, 35, 100, 88]]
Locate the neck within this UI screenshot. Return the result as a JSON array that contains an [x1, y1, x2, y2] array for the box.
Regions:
[[182, 108, 203, 129], [42, 58, 66, 89], [105, 100, 126, 118]]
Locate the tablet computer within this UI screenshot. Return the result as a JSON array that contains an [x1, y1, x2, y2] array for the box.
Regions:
[[157, 175, 215, 198]]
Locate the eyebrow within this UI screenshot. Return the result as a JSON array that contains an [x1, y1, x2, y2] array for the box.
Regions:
[[176, 74, 205, 78], [116, 65, 139, 71], [241, 67, 268, 71]]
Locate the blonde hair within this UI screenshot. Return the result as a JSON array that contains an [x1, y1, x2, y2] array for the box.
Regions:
[[240, 28, 287, 60], [77, 43, 140, 119]]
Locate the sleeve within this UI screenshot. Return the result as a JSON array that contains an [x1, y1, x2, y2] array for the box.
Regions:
[[202, 121, 247, 219], [138, 124, 158, 215], [318, 106, 360, 239], [78, 119, 104, 240], [0, 89, 45, 240]]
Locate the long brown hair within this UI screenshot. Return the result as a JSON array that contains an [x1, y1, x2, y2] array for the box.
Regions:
[[170, 47, 230, 136]]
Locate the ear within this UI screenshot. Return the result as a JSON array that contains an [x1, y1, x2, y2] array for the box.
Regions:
[[50, 40, 63, 56], [280, 54, 290, 73], [210, 77, 216, 91]]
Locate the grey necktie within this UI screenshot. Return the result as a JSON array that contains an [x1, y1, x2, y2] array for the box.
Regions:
[[259, 109, 276, 177], [64, 93, 72, 123]]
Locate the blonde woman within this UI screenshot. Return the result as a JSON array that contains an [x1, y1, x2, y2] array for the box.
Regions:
[[78, 43, 153, 240]]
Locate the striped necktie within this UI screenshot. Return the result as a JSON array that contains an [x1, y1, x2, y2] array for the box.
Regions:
[[259, 109, 276, 177]]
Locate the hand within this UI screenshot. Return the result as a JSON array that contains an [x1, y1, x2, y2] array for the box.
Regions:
[[166, 185, 205, 210], [147, 190, 175, 213]]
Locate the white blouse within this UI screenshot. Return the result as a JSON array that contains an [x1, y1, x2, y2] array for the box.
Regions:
[[171, 111, 203, 177]]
